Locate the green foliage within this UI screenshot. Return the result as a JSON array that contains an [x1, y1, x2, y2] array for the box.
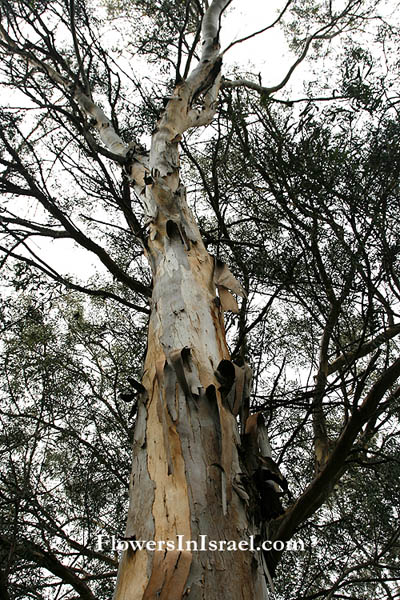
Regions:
[[0, 290, 147, 598]]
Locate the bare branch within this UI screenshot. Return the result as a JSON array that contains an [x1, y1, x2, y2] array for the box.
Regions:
[[328, 323, 400, 375], [69, 0, 91, 96], [0, 244, 150, 314], [0, 534, 97, 600], [222, 0, 369, 97], [270, 357, 400, 572], [0, 21, 149, 192], [0, 130, 151, 298], [0, 215, 70, 238]]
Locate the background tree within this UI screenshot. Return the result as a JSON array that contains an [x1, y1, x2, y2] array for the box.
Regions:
[[1, 0, 400, 598]]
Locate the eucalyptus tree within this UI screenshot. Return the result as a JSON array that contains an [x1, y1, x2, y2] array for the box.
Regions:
[[1, 1, 400, 599]]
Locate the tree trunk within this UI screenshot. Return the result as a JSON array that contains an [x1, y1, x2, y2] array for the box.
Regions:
[[111, 2, 270, 596], [112, 170, 268, 598]]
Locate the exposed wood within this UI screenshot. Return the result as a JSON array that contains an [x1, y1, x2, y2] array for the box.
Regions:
[[113, 1, 269, 597]]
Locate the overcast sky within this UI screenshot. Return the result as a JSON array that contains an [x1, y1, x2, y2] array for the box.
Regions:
[[222, 0, 293, 85]]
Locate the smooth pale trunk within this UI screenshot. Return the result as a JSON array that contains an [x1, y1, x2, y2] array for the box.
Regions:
[[113, 186, 267, 599]]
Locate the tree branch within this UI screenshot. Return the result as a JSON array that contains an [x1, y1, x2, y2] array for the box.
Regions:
[[0, 132, 151, 298], [327, 323, 400, 375], [0, 535, 97, 600], [0, 215, 70, 238], [222, 0, 367, 97], [222, 0, 293, 55], [0, 22, 149, 192], [0, 245, 149, 314], [269, 356, 400, 572]]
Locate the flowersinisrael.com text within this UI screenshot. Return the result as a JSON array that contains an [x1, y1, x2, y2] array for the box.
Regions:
[[96, 534, 305, 553]]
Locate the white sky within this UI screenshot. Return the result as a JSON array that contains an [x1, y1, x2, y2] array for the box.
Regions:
[[222, 0, 293, 84]]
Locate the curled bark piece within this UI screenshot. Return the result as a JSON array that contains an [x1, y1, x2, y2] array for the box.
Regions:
[[119, 393, 135, 403], [215, 359, 235, 385], [164, 361, 178, 422], [245, 411, 264, 437], [129, 403, 138, 421], [169, 347, 202, 400], [245, 412, 273, 458], [127, 377, 146, 394], [244, 414, 291, 519], [206, 385, 233, 506], [215, 359, 252, 416], [155, 357, 174, 475], [244, 412, 270, 474], [212, 256, 247, 298], [232, 363, 245, 416], [218, 286, 239, 313], [258, 456, 289, 493], [254, 469, 284, 520], [240, 362, 253, 428], [232, 473, 250, 505], [120, 378, 147, 426]]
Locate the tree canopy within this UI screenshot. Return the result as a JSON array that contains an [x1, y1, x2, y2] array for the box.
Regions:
[[1, 1, 400, 598]]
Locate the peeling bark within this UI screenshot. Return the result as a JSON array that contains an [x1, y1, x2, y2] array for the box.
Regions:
[[1, 2, 284, 594], [113, 2, 270, 597], [113, 180, 268, 599]]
